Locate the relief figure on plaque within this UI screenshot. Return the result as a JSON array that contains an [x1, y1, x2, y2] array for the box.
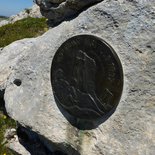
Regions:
[[52, 35, 123, 120], [53, 49, 107, 117]]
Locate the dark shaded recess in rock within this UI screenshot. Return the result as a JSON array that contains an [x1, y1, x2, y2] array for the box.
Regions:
[[35, 0, 103, 26], [17, 125, 80, 155], [17, 125, 54, 155], [0, 89, 8, 116]]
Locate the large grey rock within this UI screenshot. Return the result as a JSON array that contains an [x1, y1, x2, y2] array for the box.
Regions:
[[36, 0, 103, 24], [0, 0, 155, 155]]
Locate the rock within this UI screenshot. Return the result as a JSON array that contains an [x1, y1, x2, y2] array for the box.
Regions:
[[6, 135, 31, 155], [0, 4, 42, 27], [35, 0, 103, 24], [10, 4, 42, 23], [6, 125, 68, 155], [4, 126, 54, 155], [0, 0, 155, 155], [29, 4, 43, 18], [4, 128, 16, 140], [0, 20, 9, 27], [10, 12, 28, 23], [2, 128, 30, 155]]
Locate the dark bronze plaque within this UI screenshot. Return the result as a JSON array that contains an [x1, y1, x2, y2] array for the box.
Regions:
[[51, 35, 123, 120]]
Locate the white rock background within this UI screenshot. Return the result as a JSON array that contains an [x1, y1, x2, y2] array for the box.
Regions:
[[0, 4, 42, 27]]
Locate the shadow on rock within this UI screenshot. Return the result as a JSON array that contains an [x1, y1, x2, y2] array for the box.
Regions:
[[17, 125, 80, 155]]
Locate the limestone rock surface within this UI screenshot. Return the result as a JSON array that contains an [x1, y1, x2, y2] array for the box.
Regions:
[[0, 0, 155, 155], [36, 0, 103, 24]]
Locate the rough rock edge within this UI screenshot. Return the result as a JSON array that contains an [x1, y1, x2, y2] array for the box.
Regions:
[[36, 0, 104, 26]]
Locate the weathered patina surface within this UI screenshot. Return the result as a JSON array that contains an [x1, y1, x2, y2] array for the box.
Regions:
[[52, 35, 123, 120]]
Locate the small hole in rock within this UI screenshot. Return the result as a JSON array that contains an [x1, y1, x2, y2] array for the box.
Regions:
[[115, 24, 119, 27], [13, 79, 22, 86], [147, 45, 151, 48]]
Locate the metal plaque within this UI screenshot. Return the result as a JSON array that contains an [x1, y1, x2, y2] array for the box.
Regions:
[[51, 35, 123, 120]]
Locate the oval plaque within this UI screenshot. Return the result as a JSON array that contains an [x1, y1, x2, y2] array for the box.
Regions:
[[51, 35, 123, 120]]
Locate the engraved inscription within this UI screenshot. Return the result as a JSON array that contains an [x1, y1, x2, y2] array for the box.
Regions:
[[51, 35, 123, 120]]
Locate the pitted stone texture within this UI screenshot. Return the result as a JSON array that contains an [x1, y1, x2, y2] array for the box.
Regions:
[[36, 0, 103, 24], [1, 0, 155, 155]]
